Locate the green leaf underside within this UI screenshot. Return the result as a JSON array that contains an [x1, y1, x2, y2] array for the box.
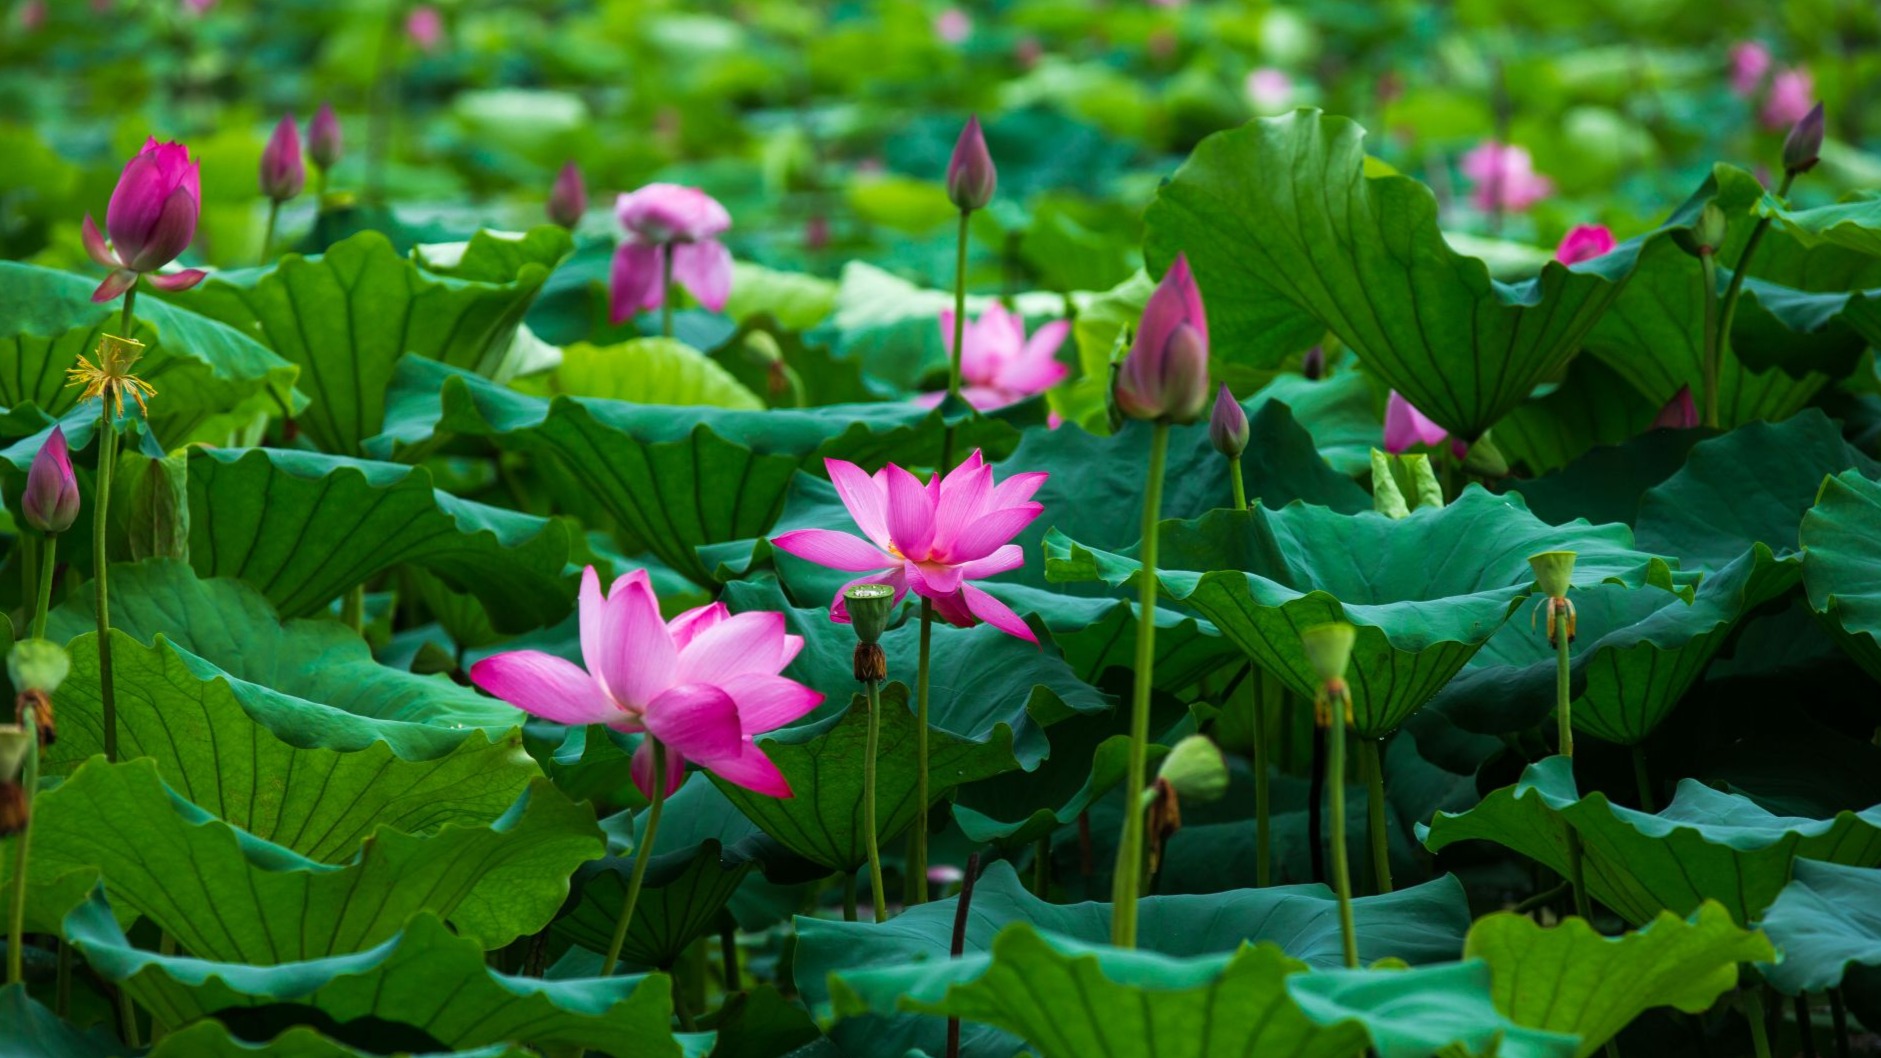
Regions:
[[1801, 470, 1881, 681], [1756, 858, 1881, 995]]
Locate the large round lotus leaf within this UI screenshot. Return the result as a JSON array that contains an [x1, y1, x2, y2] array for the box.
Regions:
[[1800, 469, 1881, 681], [1046, 487, 1683, 737], [1755, 858, 1881, 996]]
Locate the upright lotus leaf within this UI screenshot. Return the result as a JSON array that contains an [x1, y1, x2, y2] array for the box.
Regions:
[[1800, 470, 1881, 681], [1422, 756, 1881, 925], [975, 585, 1243, 692], [63, 895, 701, 1057], [1465, 903, 1774, 1058], [176, 227, 572, 454], [0, 261, 302, 444], [150, 1023, 533, 1058], [1756, 859, 1881, 996], [1047, 487, 1682, 737], [527, 338, 765, 409], [29, 759, 603, 956], [372, 356, 1021, 584], [1143, 109, 1656, 441], [46, 560, 522, 758], [1492, 357, 1663, 476], [186, 447, 571, 629], [831, 924, 1577, 1058]]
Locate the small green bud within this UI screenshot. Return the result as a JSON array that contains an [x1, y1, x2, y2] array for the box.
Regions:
[[1300, 622, 1356, 685], [844, 584, 896, 645], [1674, 201, 1728, 258], [1527, 550, 1577, 599], [7, 639, 69, 695], [1157, 735, 1229, 804]]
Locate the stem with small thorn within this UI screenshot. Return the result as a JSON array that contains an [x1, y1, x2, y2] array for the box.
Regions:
[[944, 853, 982, 1058], [863, 676, 888, 922]]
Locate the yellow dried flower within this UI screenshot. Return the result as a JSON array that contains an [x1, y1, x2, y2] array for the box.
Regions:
[[66, 333, 157, 419]]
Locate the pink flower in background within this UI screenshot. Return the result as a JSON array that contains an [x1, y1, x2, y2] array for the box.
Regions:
[[1460, 142, 1552, 213], [82, 138, 207, 303], [919, 302, 1068, 411], [771, 451, 1047, 643], [547, 161, 587, 229], [17, 0, 46, 29], [1729, 42, 1771, 98], [935, 7, 970, 43], [1014, 36, 1043, 68], [610, 183, 734, 322], [405, 5, 442, 52], [1554, 224, 1615, 265], [1761, 68, 1814, 131], [1384, 391, 1467, 459], [258, 114, 305, 202], [1245, 68, 1293, 112], [470, 567, 821, 799], [181, 0, 213, 13], [1651, 385, 1698, 430]]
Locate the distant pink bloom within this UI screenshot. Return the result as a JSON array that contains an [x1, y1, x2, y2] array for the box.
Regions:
[[1554, 224, 1615, 265], [1384, 391, 1466, 460], [946, 115, 997, 212], [1147, 28, 1177, 61], [405, 5, 442, 52], [1146, 0, 1185, 6], [1651, 385, 1698, 430], [259, 114, 305, 202], [1761, 68, 1814, 131], [928, 864, 966, 886], [470, 567, 820, 799], [1245, 68, 1293, 112], [181, 0, 213, 13], [1460, 142, 1552, 213], [771, 451, 1046, 643], [920, 302, 1068, 412], [547, 162, 587, 229], [17, 0, 45, 29], [935, 7, 970, 43], [804, 214, 830, 252], [82, 138, 207, 303], [610, 183, 734, 323], [1015, 36, 1043, 68], [1729, 42, 1771, 98]]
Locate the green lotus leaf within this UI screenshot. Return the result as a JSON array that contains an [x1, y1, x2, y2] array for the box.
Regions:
[[46, 560, 522, 757], [149, 1022, 532, 1058], [30, 758, 602, 955], [1755, 859, 1881, 996], [176, 227, 571, 455], [1755, 192, 1881, 260], [707, 314, 879, 409], [1046, 487, 1682, 737], [830, 923, 1576, 1058], [1800, 469, 1881, 681], [1492, 357, 1662, 476], [1508, 428, 1705, 530], [186, 446, 571, 629], [1143, 109, 1658, 441], [1421, 756, 1881, 925], [0, 260, 301, 444], [556, 839, 751, 971], [63, 893, 702, 1057], [1465, 903, 1773, 1058], [0, 983, 121, 1058], [527, 337, 764, 410], [800, 862, 1473, 1058]]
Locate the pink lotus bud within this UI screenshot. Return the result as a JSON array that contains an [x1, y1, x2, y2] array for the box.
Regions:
[[804, 214, 830, 251], [946, 115, 996, 213], [259, 114, 305, 203], [547, 161, 587, 229], [1652, 385, 1698, 430], [308, 102, 342, 172], [405, 5, 442, 52], [1728, 42, 1770, 98], [22, 427, 79, 534], [1116, 254, 1211, 424], [1783, 102, 1825, 175], [934, 7, 970, 43], [98, 138, 201, 274], [1208, 384, 1248, 459], [1554, 224, 1615, 265], [1302, 345, 1325, 380]]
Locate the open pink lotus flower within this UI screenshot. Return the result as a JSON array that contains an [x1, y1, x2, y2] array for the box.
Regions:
[[770, 451, 1046, 643], [919, 302, 1068, 411], [1384, 391, 1467, 460], [1460, 141, 1552, 213], [1729, 42, 1771, 98], [469, 566, 820, 799], [611, 183, 734, 322]]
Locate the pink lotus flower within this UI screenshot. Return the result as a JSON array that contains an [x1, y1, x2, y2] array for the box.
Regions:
[[1554, 224, 1615, 265], [22, 426, 79, 534], [17, 0, 46, 30], [1729, 42, 1770, 98], [406, 5, 442, 52], [181, 0, 213, 13], [469, 567, 821, 798], [1460, 142, 1552, 213], [1384, 391, 1466, 459], [1761, 68, 1814, 131], [935, 7, 971, 43], [610, 183, 734, 323], [1115, 253, 1210, 424], [259, 114, 305, 203], [770, 451, 1046, 644], [1245, 68, 1293, 113], [82, 138, 207, 303], [919, 302, 1068, 411], [1651, 385, 1698, 430]]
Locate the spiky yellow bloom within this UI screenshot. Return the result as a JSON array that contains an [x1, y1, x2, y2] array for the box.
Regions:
[[65, 333, 157, 418]]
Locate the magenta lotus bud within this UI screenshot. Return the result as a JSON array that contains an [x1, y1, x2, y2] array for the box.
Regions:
[[1652, 385, 1698, 430], [547, 161, 587, 229], [946, 115, 996, 212], [308, 103, 342, 172], [1302, 345, 1325, 380], [1783, 102, 1825, 175], [259, 114, 305, 203], [1208, 384, 1248, 459], [100, 138, 201, 274], [1115, 253, 1211, 424], [1554, 224, 1615, 265], [21, 427, 79, 534]]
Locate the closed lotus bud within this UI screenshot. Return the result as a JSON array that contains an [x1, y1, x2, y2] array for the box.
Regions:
[[1302, 345, 1325, 380], [1652, 385, 1698, 430], [308, 102, 343, 172], [1527, 550, 1576, 600], [98, 138, 202, 273], [1157, 734, 1229, 804], [8, 639, 70, 695], [259, 114, 305, 202], [945, 115, 997, 212], [1208, 384, 1248, 459], [1782, 102, 1825, 176], [1116, 255, 1211, 424], [21, 425, 79, 534], [547, 161, 587, 229], [1673, 202, 1727, 258], [1300, 622, 1356, 686], [844, 583, 896, 646]]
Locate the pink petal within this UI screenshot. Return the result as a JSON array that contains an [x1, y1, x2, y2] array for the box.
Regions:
[[675, 610, 789, 685], [81, 214, 121, 270], [90, 269, 137, 304], [924, 587, 979, 628], [988, 470, 1047, 508], [578, 566, 608, 682], [992, 344, 1069, 396], [956, 543, 1024, 580], [884, 464, 936, 558], [771, 528, 894, 572], [631, 739, 687, 799], [779, 633, 805, 668], [672, 239, 733, 312], [145, 269, 207, 292], [667, 601, 730, 652], [599, 571, 675, 711], [469, 650, 614, 725], [829, 568, 909, 624], [946, 504, 1042, 563], [825, 458, 892, 550], [931, 461, 992, 556], [719, 673, 823, 734], [644, 683, 745, 761], [609, 241, 664, 323], [705, 740, 792, 798], [1383, 391, 1449, 454], [961, 584, 1038, 644], [908, 562, 964, 596]]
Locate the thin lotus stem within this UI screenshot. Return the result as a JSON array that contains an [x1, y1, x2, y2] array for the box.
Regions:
[[601, 737, 668, 976], [1228, 454, 1246, 512], [660, 243, 675, 339], [1111, 421, 1169, 949], [7, 713, 38, 985], [1325, 688, 1358, 969], [670, 969, 697, 1031], [315, 166, 329, 200], [117, 987, 140, 1048], [342, 584, 365, 633], [841, 870, 858, 922], [19, 534, 36, 636], [1032, 836, 1049, 897], [912, 596, 935, 904], [947, 210, 969, 405], [55, 942, 71, 1015], [718, 915, 740, 994], [1359, 737, 1391, 894], [1605, 1039, 1622, 1058], [862, 676, 888, 923], [261, 199, 280, 263], [1511, 880, 1573, 914], [120, 286, 136, 338], [1829, 988, 1851, 1058], [1253, 670, 1275, 887], [945, 852, 981, 1058], [1308, 723, 1327, 884], [94, 410, 120, 763], [1746, 989, 1774, 1058], [1555, 608, 1574, 760], [32, 532, 56, 640], [1714, 170, 1797, 425], [1795, 993, 1818, 1058], [1699, 251, 1721, 429], [1632, 744, 1657, 812]]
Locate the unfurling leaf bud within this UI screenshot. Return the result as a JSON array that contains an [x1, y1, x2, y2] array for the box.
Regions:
[[1208, 384, 1248, 460], [945, 115, 997, 212], [1782, 102, 1825, 176], [844, 583, 896, 646], [1527, 550, 1577, 600], [1158, 734, 1229, 804]]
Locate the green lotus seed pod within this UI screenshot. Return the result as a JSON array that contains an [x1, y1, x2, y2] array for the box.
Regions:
[[6, 639, 69, 695], [1300, 622, 1356, 684], [1157, 734, 1229, 804], [1528, 550, 1577, 599], [844, 583, 897, 645]]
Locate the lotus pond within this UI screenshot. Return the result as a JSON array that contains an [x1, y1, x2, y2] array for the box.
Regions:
[[4, 2, 1881, 1057]]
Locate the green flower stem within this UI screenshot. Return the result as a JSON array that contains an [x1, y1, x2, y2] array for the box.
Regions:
[[261, 199, 281, 263], [1359, 736, 1391, 894], [1253, 670, 1276, 888], [718, 916, 740, 994], [342, 584, 365, 633], [1746, 989, 1774, 1058], [31, 532, 57, 640], [1228, 455, 1246, 512], [1553, 611, 1595, 920], [6, 713, 38, 986], [947, 210, 969, 404], [660, 243, 675, 340], [18, 534, 36, 635], [841, 871, 858, 922], [1111, 421, 1169, 949], [117, 987, 140, 1048], [601, 737, 668, 976], [1713, 171, 1798, 426], [93, 409, 120, 763], [1699, 252, 1721, 429], [862, 676, 889, 922], [55, 942, 71, 1015], [912, 597, 935, 905], [1829, 988, 1851, 1058], [1326, 693, 1358, 969], [1632, 744, 1657, 813]]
